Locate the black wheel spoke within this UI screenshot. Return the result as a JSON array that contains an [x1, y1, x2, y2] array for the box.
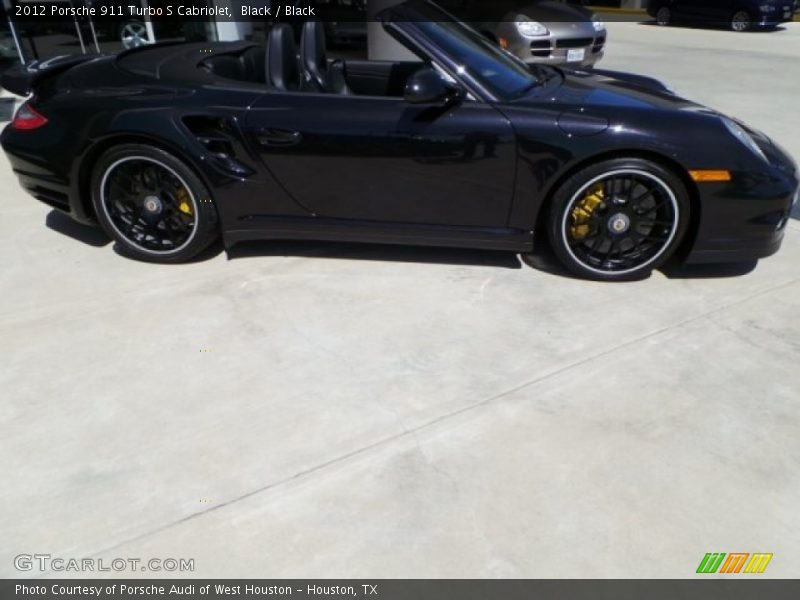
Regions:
[[125, 207, 143, 236], [636, 198, 669, 215], [568, 230, 601, 246], [632, 187, 656, 206], [637, 219, 674, 227], [564, 169, 679, 275], [101, 157, 197, 254], [638, 234, 669, 242], [587, 237, 607, 261], [114, 168, 137, 189], [161, 216, 181, 246], [606, 239, 621, 264]]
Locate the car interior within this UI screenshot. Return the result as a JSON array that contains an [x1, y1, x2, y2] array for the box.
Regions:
[[200, 21, 424, 98]]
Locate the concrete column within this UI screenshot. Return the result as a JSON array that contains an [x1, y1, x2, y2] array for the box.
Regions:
[[214, 0, 253, 42], [2, 0, 26, 62], [367, 0, 415, 61]]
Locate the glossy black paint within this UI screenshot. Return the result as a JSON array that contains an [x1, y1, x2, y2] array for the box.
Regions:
[[1, 1, 798, 266], [404, 66, 462, 104]]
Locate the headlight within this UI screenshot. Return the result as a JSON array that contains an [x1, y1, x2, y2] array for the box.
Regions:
[[721, 117, 769, 163], [592, 15, 606, 32], [515, 17, 549, 37]]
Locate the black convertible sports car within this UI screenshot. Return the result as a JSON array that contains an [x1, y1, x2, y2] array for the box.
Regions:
[[2, 0, 798, 280]]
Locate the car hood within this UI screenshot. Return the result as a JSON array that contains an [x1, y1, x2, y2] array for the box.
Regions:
[[535, 68, 695, 112], [514, 0, 593, 22]]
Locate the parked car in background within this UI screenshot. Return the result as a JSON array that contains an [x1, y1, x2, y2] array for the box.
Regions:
[[318, 0, 368, 46], [647, 0, 797, 31], [440, 0, 606, 67]]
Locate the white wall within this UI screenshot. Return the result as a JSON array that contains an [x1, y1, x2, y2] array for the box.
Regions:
[[214, 0, 253, 41], [367, 0, 416, 61]]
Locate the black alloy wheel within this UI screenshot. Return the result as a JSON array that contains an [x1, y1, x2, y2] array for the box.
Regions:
[[91, 144, 219, 263], [547, 158, 690, 281]]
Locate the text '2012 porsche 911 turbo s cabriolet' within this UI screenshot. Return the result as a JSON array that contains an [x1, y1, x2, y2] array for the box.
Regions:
[[2, 0, 798, 280]]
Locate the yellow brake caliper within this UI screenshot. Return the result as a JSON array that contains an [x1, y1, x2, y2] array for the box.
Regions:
[[176, 186, 193, 216], [570, 184, 605, 240]]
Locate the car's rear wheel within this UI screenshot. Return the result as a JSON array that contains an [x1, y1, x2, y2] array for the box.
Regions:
[[655, 6, 672, 26], [546, 158, 690, 281], [91, 144, 219, 263], [731, 10, 752, 31]]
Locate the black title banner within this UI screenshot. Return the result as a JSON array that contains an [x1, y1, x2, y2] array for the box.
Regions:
[[4, 0, 647, 24], [4, 580, 800, 600]]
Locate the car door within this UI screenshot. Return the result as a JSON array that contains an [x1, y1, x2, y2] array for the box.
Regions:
[[244, 90, 517, 228], [671, 0, 704, 19], [694, 0, 734, 22]]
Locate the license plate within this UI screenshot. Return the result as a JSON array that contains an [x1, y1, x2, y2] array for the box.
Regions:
[[784, 10, 791, 18], [567, 48, 585, 63]]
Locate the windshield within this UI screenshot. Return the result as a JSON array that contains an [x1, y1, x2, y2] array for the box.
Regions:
[[404, 4, 539, 100]]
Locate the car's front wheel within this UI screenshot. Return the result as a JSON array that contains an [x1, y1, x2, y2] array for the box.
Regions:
[[731, 10, 752, 31], [546, 158, 690, 281], [91, 144, 219, 263], [655, 6, 672, 26]]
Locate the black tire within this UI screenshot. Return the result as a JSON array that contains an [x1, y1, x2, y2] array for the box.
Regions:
[[91, 144, 219, 263], [546, 158, 690, 281], [731, 10, 752, 32], [655, 6, 671, 26]]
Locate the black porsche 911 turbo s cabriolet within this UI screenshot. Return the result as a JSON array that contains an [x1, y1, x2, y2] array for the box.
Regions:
[[2, 0, 798, 280]]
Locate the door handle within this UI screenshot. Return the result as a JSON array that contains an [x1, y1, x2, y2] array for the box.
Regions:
[[257, 129, 303, 147]]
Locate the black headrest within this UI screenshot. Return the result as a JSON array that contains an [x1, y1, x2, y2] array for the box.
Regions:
[[266, 24, 300, 91], [300, 21, 327, 92], [241, 45, 266, 84]]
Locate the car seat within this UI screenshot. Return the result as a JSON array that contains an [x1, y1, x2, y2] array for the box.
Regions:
[[300, 21, 352, 95], [265, 24, 301, 91]]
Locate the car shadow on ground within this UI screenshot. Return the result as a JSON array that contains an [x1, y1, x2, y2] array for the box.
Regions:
[[228, 239, 523, 269], [524, 240, 759, 280], [42, 210, 763, 278], [46, 210, 226, 262], [45, 210, 110, 247], [660, 260, 758, 279]]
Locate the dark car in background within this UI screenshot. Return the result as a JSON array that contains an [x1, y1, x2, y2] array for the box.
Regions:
[[648, 0, 797, 31], [441, 0, 606, 67]]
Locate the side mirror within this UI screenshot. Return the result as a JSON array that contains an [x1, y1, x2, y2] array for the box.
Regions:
[[404, 67, 463, 105]]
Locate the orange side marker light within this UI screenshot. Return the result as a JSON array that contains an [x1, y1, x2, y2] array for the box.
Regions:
[[689, 170, 732, 182]]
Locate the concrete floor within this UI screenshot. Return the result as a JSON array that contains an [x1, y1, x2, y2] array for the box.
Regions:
[[1, 22, 799, 579]]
